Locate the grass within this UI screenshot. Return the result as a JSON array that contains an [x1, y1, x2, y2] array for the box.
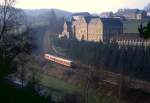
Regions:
[[40, 74, 112, 103], [40, 74, 119, 103], [0, 60, 116, 103], [41, 74, 78, 93]]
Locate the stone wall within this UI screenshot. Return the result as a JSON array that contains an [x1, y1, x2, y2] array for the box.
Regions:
[[74, 17, 88, 41], [88, 19, 103, 42]]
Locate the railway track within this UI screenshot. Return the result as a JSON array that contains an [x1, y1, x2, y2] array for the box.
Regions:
[[75, 63, 150, 92], [44, 54, 150, 93]]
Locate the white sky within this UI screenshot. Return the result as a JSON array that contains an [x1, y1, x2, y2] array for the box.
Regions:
[[15, 0, 150, 13]]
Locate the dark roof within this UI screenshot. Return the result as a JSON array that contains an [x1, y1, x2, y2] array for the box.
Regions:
[[66, 21, 72, 26], [84, 16, 99, 24], [125, 9, 139, 13], [84, 16, 93, 23], [72, 12, 91, 17], [100, 18, 123, 27]]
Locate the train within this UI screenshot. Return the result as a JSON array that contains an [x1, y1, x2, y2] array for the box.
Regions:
[[44, 54, 73, 67]]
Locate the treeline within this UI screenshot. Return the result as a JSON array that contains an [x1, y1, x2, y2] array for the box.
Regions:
[[53, 38, 150, 82], [25, 9, 65, 35]]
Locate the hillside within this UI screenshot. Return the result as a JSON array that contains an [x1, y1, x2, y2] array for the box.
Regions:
[[23, 9, 72, 28], [24, 9, 72, 18]]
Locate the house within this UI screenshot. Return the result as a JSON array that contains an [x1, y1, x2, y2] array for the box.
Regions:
[[61, 21, 72, 39], [86, 17, 123, 41], [71, 12, 92, 22], [72, 16, 89, 41], [61, 12, 123, 42], [87, 17, 103, 42], [116, 9, 147, 20], [100, 18, 123, 40]]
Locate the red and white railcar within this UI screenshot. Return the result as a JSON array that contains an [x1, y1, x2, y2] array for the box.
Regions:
[[44, 54, 55, 61], [44, 54, 73, 67]]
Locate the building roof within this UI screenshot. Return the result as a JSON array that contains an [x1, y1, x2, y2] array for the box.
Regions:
[[84, 16, 92, 23], [89, 18, 101, 24], [65, 21, 72, 26], [72, 12, 91, 17], [84, 16, 99, 24], [100, 18, 123, 28]]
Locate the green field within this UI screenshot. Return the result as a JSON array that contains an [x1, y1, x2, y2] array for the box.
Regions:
[[41, 75, 78, 93], [40, 74, 115, 103]]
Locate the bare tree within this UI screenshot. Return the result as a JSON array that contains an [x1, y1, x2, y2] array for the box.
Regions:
[[0, 0, 26, 59], [0, 0, 16, 39]]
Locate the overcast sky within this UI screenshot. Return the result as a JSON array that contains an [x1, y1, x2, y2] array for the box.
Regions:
[[15, 0, 150, 13]]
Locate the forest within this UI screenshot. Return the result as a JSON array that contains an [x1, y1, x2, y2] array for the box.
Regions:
[[53, 38, 150, 82]]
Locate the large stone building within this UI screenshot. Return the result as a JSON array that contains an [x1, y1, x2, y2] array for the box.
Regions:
[[61, 13, 123, 42], [87, 17, 103, 42], [60, 21, 72, 39]]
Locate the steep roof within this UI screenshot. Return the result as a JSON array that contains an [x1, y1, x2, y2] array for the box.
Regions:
[[66, 21, 72, 26], [84, 16, 93, 23], [100, 18, 123, 28], [84, 16, 99, 24], [72, 12, 91, 17], [89, 18, 101, 24]]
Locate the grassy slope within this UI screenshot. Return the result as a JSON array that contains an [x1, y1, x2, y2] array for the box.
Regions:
[[0, 60, 116, 103], [41, 75, 78, 93], [40, 74, 105, 103]]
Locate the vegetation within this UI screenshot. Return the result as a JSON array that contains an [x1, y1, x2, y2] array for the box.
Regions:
[[53, 38, 150, 82], [0, 56, 50, 103], [40, 75, 115, 103], [0, 1, 49, 102], [52, 38, 150, 103], [138, 22, 150, 39], [0, 3, 85, 102], [1, 1, 149, 103], [41, 75, 78, 93]]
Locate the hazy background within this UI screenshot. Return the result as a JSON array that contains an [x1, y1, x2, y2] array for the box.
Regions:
[[16, 0, 150, 13]]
